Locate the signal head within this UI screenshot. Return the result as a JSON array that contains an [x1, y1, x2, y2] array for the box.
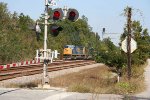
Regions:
[[50, 24, 63, 37], [52, 8, 64, 21], [66, 8, 79, 22]]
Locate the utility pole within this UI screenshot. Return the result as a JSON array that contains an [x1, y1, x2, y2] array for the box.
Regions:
[[127, 7, 132, 80]]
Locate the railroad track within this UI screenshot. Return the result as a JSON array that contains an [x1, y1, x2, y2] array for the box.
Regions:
[[0, 60, 96, 81]]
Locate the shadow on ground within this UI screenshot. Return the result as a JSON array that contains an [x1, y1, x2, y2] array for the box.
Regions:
[[123, 95, 150, 100]]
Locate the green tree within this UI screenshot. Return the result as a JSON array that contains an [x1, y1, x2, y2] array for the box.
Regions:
[[0, 2, 39, 64]]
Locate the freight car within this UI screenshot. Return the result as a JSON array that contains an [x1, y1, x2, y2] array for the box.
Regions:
[[63, 45, 92, 60]]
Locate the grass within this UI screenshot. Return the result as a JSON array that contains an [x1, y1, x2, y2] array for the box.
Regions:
[[50, 65, 118, 94], [50, 63, 146, 95]]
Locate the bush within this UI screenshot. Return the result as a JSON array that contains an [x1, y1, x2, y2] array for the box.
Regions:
[[95, 50, 126, 70]]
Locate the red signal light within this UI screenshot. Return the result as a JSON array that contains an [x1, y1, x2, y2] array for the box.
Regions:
[[52, 29, 57, 33], [52, 8, 64, 21], [53, 11, 60, 20], [69, 11, 76, 17], [66, 9, 79, 22]]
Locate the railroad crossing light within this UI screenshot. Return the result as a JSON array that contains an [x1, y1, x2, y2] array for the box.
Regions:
[[66, 8, 79, 22], [52, 8, 64, 21], [50, 24, 63, 37]]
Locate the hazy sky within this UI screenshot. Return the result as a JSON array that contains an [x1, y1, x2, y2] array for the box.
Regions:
[[1, 0, 150, 45]]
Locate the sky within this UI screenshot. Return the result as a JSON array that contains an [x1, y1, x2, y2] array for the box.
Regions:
[[1, 0, 150, 45]]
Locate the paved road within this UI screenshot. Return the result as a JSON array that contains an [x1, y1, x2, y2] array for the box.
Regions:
[[0, 60, 150, 100], [135, 59, 150, 99], [0, 87, 149, 100], [0, 88, 63, 100], [0, 87, 124, 100]]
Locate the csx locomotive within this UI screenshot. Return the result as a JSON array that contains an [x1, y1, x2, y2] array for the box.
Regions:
[[63, 45, 92, 59]]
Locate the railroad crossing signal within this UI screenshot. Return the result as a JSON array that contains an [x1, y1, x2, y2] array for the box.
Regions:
[[49, 7, 79, 37], [51, 8, 79, 22], [40, 0, 80, 88]]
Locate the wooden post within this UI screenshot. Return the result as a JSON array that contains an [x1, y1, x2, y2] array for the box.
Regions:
[[127, 7, 132, 80]]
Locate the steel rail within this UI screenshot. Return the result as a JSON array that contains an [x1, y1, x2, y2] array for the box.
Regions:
[[0, 60, 95, 81]]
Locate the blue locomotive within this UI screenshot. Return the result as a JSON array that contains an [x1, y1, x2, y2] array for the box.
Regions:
[[63, 45, 92, 59]]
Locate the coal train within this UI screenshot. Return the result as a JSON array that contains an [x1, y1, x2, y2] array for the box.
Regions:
[[63, 45, 93, 60]]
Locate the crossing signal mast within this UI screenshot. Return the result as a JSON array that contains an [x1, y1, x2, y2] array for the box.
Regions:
[[40, 0, 79, 87]]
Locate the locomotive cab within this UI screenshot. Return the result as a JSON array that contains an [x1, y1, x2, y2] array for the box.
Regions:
[[63, 45, 74, 59]]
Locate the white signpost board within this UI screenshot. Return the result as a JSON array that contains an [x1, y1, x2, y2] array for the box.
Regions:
[[121, 37, 137, 53]]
